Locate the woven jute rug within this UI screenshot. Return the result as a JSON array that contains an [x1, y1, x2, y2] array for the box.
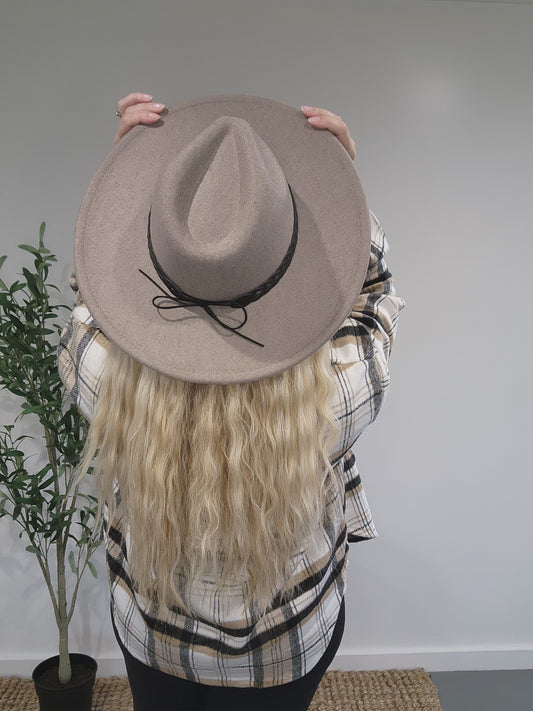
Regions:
[[0, 668, 443, 710]]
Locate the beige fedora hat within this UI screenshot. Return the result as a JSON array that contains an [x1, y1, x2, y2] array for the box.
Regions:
[[74, 93, 371, 384]]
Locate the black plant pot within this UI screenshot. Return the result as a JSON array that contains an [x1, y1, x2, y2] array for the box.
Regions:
[[32, 653, 97, 711]]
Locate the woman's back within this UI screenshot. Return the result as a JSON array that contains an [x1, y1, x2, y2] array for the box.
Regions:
[[58, 209, 404, 687]]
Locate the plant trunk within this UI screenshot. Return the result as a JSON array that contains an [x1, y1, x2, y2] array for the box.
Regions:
[[57, 540, 71, 684]]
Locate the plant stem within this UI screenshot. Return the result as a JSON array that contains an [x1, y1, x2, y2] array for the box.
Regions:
[[44, 427, 58, 478], [34, 550, 60, 622], [45, 424, 71, 684], [67, 556, 85, 626], [56, 535, 71, 684]]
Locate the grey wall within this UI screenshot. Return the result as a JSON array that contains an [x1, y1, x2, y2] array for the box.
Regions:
[[1, 0, 532, 675]]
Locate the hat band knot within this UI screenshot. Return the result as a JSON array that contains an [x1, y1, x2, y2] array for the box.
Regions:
[[138, 182, 299, 348]]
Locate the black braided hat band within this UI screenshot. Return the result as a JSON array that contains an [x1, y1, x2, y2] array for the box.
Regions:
[[138, 182, 299, 347]]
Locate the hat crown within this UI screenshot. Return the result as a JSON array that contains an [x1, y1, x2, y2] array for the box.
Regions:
[[148, 116, 295, 301]]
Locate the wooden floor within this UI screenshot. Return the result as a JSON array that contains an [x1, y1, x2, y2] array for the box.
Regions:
[[430, 670, 533, 711]]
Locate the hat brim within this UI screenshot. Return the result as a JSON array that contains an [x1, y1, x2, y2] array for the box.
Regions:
[[74, 93, 371, 383]]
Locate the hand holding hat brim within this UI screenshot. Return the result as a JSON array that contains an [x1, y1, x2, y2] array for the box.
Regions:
[[300, 106, 357, 161], [114, 92, 166, 145]]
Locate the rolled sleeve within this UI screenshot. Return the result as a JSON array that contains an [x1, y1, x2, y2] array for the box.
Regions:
[[57, 304, 110, 422]]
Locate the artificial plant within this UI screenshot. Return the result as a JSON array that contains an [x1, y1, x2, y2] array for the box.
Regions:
[[0, 222, 100, 684]]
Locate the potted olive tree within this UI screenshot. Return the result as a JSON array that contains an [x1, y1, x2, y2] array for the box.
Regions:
[[0, 222, 101, 711]]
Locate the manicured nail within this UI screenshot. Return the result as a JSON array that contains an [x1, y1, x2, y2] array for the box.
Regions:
[[142, 93, 153, 99], [149, 112, 161, 119], [301, 105, 313, 111], [153, 103, 165, 109], [308, 116, 321, 123]]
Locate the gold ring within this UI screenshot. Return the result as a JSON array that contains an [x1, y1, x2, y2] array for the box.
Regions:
[[115, 110, 123, 119]]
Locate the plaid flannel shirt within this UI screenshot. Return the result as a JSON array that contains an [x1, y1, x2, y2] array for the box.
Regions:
[[57, 209, 405, 688]]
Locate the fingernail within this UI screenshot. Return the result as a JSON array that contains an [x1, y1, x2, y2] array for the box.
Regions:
[[301, 105, 313, 111], [153, 103, 165, 109], [149, 112, 161, 119], [142, 94, 153, 100], [308, 116, 321, 123]]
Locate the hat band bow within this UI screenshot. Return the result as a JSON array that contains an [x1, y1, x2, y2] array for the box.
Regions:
[[138, 182, 299, 348]]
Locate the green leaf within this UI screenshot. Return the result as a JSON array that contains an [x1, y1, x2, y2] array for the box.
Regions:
[[20, 404, 45, 417], [25, 545, 40, 555], [22, 268, 41, 299], [38, 473, 56, 490], [0, 255, 7, 270], [33, 327, 55, 335], [9, 281, 25, 295], [34, 273, 45, 292], [38, 222, 50, 253], [18, 244, 42, 257], [68, 550, 78, 574], [87, 561, 97, 578], [1, 447, 26, 458]]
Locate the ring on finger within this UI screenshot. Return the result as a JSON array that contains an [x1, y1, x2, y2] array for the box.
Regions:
[[115, 110, 123, 119]]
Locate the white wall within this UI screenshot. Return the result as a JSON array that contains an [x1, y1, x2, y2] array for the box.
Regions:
[[1, 0, 532, 676]]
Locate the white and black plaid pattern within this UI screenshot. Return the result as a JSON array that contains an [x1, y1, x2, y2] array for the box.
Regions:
[[57, 209, 405, 688]]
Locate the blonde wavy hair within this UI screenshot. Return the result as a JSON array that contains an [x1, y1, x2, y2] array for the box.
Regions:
[[77, 339, 341, 618]]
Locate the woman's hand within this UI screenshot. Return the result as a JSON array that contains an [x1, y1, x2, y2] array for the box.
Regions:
[[300, 105, 357, 160], [114, 92, 166, 145], [112, 94, 356, 160]]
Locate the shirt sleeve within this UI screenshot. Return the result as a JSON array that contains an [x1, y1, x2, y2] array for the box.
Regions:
[[330, 209, 406, 541], [57, 302, 110, 423]]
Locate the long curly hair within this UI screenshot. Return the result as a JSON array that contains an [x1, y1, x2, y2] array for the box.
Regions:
[[76, 339, 341, 618]]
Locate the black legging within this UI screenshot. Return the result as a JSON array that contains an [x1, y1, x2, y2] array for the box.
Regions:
[[112, 596, 345, 711]]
